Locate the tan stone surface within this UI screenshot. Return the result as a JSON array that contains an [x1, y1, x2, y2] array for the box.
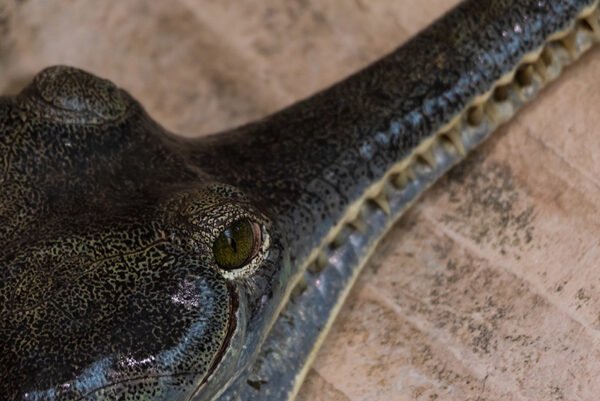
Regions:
[[2, 1, 600, 400]]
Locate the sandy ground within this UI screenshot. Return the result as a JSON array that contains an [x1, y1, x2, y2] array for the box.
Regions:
[[2, 1, 600, 400]]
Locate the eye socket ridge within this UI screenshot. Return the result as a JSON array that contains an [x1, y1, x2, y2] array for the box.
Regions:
[[212, 219, 263, 271]]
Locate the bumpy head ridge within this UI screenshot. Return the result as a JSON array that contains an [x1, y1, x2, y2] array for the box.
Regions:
[[21, 65, 130, 124]]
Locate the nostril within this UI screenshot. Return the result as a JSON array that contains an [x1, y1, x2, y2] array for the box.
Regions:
[[22, 65, 130, 124]]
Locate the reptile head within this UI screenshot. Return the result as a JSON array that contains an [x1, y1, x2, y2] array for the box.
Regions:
[[0, 66, 291, 401]]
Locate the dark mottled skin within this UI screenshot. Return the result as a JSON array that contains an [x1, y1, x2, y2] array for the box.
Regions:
[[0, 0, 594, 400], [0, 71, 285, 400]]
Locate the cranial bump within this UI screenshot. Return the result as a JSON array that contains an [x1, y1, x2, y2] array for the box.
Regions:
[[22, 65, 130, 123]]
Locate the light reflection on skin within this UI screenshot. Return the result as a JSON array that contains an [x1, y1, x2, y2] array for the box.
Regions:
[[124, 356, 156, 369], [24, 359, 112, 401], [171, 278, 203, 309]]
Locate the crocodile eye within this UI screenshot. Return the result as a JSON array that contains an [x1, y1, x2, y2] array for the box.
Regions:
[[213, 219, 262, 270]]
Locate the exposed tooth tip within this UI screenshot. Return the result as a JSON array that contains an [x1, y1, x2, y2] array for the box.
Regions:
[[541, 46, 554, 66], [331, 230, 347, 249], [347, 215, 367, 234], [391, 171, 409, 189], [418, 148, 436, 169], [369, 191, 391, 215], [290, 277, 308, 298], [405, 165, 416, 181], [306, 6, 599, 286], [467, 104, 484, 126], [316, 252, 328, 269], [580, 18, 596, 34], [533, 57, 548, 81], [307, 261, 321, 274], [444, 129, 466, 156], [586, 9, 600, 34], [560, 31, 578, 57]]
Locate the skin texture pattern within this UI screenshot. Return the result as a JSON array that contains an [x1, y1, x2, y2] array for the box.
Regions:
[[1, 0, 599, 400]]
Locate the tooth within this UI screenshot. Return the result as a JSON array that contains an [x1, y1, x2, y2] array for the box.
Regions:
[[487, 99, 515, 125], [370, 191, 391, 215], [533, 57, 548, 81], [392, 171, 409, 189], [581, 17, 596, 34], [516, 64, 534, 87], [418, 148, 436, 169], [405, 165, 416, 181], [541, 46, 553, 66], [560, 31, 578, 57], [307, 261, 322, 274], [585, 10, 600, 36], [543, 45, 562, 79], [316, 252, 329, 270], [331, 229, 347, 248], [445, 128, 466, 156], [290, 277, 308, 298], [467, 104, 484, 126], [347, 214, 367, 233]]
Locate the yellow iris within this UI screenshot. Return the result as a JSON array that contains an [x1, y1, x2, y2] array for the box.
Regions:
[[213, 219, 261, 270]]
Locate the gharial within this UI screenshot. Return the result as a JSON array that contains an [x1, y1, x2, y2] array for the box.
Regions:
[[1, 0, 598, 400]]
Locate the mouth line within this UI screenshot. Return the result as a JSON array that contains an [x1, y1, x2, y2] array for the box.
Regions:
[[188, 283, 240, 401]]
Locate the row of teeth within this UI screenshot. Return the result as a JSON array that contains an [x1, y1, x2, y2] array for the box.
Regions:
[[297, 2, 600, 283]]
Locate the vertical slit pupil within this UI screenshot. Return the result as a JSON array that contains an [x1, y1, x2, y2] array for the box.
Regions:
[[213, 219, 261, 270], [226, 232, 237, 253]]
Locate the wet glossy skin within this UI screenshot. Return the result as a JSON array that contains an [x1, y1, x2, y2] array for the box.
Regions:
[[0, 68, 287, 400], [0, 0, 596, 400]]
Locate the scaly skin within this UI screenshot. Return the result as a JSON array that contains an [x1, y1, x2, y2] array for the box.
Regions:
[[0, 0, 598, 400]]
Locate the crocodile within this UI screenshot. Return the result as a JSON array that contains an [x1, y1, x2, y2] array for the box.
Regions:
[[1, 0, 599, 400]]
